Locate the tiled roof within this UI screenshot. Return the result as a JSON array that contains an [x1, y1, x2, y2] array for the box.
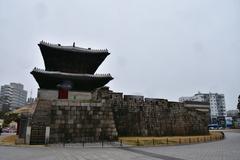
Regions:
[[32, 68, 113, 78], [39, 41, 109, 53]]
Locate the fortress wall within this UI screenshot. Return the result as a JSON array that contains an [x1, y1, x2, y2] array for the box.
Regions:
[[29, 88, 209, 144], [49, 99, 117, 143], [102, 88, 209, 137], [111, 98, 209, 136]]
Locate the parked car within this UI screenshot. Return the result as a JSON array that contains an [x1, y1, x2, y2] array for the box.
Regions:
[[2, 127, 16, 133], [208, 124, 219, 130]]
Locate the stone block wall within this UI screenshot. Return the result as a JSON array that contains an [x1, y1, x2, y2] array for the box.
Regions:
[[49, 100, 117, 143], [30, 99, 52, 144], [28, 87, 209, 144], [105, 89, 209, 137]]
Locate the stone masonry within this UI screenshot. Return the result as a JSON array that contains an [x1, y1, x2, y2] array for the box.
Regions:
[[112, 97, 208, 136], [28, 87, 209, 144], [49, 99, 117, 143]]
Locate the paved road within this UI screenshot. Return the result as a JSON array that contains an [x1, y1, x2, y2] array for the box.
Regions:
[[133, 131, 240, 160], [0, 130, 239, 160]]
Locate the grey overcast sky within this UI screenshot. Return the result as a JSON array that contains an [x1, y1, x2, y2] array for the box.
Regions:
[[0, 0, 239, 110]]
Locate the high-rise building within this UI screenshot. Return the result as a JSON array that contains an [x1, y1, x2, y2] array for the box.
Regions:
[[0, 83, 27, 109], [237, 95, 240, 112], [179, 92, 226, 122]]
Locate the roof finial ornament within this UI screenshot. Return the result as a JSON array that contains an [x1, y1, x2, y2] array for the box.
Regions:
[[73, 42, 75, 47]]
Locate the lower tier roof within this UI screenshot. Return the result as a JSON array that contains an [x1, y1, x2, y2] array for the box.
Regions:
[[31, 68, 113, 91]]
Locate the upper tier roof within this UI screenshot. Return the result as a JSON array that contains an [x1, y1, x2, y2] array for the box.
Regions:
[[31, 68, 113, 91], [38, 41, 110, 74]]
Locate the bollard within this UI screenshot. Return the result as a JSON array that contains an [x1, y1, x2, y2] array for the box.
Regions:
[[179, 138, 181, 144], [166, 138, 168, 145], [102, 140, 104, 148], [137, 139, 140, 146], [152, 139, 155, 145], [189, 137, 191, 144], [25, 126, 31, 145], [221, 131, 225, 139], [82, 141, 84, 148], [45, 127, 50, 145], [120, 139, 123, 147]]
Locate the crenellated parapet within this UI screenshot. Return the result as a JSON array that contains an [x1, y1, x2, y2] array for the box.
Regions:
[[144, 98, 168, 106]]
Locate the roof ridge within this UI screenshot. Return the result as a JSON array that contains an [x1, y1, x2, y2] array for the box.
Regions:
[[39, 40, 109, 52], [32, 68, 112, 78]]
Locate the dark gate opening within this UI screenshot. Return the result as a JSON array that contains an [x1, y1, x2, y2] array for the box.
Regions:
[[58, 88, 68, 99], [30, 125, 46, 144]]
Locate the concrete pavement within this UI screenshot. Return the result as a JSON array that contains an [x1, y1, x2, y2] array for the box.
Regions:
[[0, 130, 239, 160], [134, 131, 240, 160]]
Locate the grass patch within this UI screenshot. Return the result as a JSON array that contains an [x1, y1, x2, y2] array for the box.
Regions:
[[0, 135, 17, 145], [119, 131, 223, 146]]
